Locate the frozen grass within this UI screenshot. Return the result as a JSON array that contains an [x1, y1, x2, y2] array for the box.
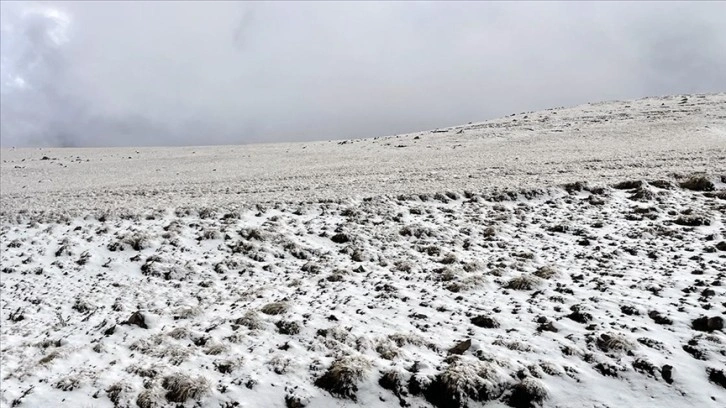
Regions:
[[161, 373, 210, 403], [314, 355, 371, 401]]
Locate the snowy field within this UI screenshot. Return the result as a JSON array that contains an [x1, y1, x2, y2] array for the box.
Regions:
[[1, 93, 725, 408]]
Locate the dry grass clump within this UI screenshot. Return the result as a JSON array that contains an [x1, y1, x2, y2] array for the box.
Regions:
[[388, 333, 425, 347], [240, 227, 267, 241], [261, 302, 289, 315], [492, 339, 532, 352], [234, 310, 264, 330], [276, 319, 301, 335], [121, 231, 154, 251], [391, 260, 414, 273], [448, 274, 486, 292], [173, 306, 202, 319], [613, 180, 643, 190], [38, 349, 63, 365], [161, 373, 210, 403], [533, 266, 558, 280], [629, 186, 657, 201], [197, 207, 217, 219], [507, 377, 549, 408], [203, 342, 229, 356], [673, 214, 711, 227], [106, 381, 132, 405], [375, 340, 400, 360], [424, 357, 510, 407], [214, 357, 243, 374], [267, 355, 294, 374], [167, 327, 191, 340], [314, 355, 371, 401], [504, 274, 541, 290], [596, 332, 636, 354], [199, 228, 222, 240], [316, 326, 359, 348], [136, 388, 163, 408], [379, 368, 407, 397], [680, 175, 714, 191], [54, 374, 83, 391], [129, 335, 191, 365]]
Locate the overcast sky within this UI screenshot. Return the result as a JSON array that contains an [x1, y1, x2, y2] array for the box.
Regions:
[[1, 1, 725, 147]]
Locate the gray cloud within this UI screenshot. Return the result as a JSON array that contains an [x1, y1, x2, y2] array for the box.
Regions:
[[1, 1, 725, 147]]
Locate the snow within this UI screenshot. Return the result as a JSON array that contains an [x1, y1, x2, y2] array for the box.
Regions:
[[1, 93, 725, 408]]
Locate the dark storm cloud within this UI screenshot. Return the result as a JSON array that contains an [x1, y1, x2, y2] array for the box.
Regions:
[[1, 1, 725, 147]]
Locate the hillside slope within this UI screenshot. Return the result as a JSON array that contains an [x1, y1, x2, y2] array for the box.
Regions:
[[1, 93, 724, 218], [1, 94, 725, 408]]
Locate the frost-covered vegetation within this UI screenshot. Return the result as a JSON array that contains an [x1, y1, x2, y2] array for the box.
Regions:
[[1, 176, 725, 407]]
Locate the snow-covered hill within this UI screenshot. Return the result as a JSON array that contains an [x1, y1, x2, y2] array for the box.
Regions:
[[1, 92, 724, 219], [1, 94, 725, 408]]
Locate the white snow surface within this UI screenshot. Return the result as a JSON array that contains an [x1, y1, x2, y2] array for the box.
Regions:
[[1, 92, 725, 217], [1, 93, 725, 408]]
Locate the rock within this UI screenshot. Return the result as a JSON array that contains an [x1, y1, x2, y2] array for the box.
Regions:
[[470, 315, 500, 329], [691, 316, 724, 332], [700, 288, 715, 299], [707, 368, 726, 389], [661, 365, 673, 384], [566, 305, 593, 324], [123, 311, 148, 329], [9, 307, 24, 322], [537, 321, 558, 333], [447, 339, 471, 355], [715, 241, 726, 251], [620, 305, 640, 316], [330, 233, 350, 244], [648, 311, 672, 325]]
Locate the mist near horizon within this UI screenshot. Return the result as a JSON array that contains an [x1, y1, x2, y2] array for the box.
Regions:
[[1, 1, 725, 148]]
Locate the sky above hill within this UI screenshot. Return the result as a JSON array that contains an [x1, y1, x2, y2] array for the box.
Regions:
[[1, 1, 725, 147]]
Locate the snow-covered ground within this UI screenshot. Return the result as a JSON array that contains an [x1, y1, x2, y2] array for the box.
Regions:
[[1, 93, 725, 408]]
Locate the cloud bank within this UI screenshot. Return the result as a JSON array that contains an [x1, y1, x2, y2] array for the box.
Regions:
[[1, 1, 725, 147]]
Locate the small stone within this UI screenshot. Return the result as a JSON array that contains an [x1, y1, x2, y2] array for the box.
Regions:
[[470, 315, 500, 329], [447, 339, 471, 355], [692, 316, 723, 332], [122, 311, 147, 329]]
